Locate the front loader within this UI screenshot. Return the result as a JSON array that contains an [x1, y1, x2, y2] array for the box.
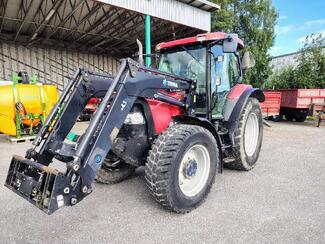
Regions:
[[5, 32, 265, 214]]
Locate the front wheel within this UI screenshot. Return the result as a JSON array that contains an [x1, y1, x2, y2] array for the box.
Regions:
[[145, 124, 219, 213], [226, 98, 263, 171], [96, 153, 135, 184]]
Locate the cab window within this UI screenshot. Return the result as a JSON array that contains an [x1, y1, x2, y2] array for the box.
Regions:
[[158, 46, 207, 114], [210, 46, 240, 118], [228, 53, 240, 87]]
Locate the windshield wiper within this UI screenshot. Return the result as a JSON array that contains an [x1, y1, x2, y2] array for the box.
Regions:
[[180, 45, 203, 66]]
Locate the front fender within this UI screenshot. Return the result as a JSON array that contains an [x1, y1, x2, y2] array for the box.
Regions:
[[224, 85, 265, 122], [223, 86, 265, 144]]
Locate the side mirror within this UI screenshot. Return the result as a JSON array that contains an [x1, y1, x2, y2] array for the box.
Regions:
[[241, 51, 256, 70], [223, 34, 238, 53]]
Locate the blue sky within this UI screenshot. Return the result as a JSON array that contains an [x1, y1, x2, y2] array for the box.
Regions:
[[270, 0, 325, 57]]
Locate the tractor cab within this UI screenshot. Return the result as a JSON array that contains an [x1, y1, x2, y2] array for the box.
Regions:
[[156, 32, 253, 119]]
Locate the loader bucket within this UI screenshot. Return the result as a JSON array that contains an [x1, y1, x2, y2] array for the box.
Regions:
[[5, 155, 72, 214]]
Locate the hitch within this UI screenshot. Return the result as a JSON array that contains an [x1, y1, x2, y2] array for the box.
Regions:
[[5, 155, 81, 214]]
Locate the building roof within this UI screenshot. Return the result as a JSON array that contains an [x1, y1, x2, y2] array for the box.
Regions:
[[0, 0, 217, 57], [271, 50, 302, 60], [177, 0, 220, 12]]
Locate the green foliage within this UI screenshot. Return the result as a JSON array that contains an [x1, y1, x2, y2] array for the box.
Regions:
[[266, 66, 296, 89], [267, 34, 325, 89], [211, 0, 278, 87]]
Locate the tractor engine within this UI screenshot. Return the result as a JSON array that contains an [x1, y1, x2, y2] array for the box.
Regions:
[[110, 105, 149, 166]]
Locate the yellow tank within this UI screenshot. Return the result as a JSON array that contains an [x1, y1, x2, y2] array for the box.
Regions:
[[0, 83, 58, 136]]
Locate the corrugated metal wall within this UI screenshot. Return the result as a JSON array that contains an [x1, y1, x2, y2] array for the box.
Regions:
[[98, 0, 211, 31], [0, 43, 118, 91]]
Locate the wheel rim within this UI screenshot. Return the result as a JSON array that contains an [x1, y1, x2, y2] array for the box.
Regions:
[[178, 144, 210, 197], [244, 112, 259, 157]]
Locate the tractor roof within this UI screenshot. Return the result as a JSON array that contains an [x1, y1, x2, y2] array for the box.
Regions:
[[156, 32, 244, 51]]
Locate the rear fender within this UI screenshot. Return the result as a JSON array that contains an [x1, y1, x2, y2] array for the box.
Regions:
[[224, 86, 265, 144], [173, 115, 223, 173]]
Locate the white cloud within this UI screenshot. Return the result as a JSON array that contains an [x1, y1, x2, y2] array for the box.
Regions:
[[276, 25, 306, 35], [297, 36, 307, 44], [276, 25, 295, 34], [276, 18, 325, 36], [279, 15, 288, 20], [269, 46, 283, 56], [297, 30, 325, 44], [305, 18, 325, 27]]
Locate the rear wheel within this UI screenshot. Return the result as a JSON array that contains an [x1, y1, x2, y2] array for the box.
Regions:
[[145, 124, 218, 213], [226, 98, 263, 171], [96, 153, 135, 184]]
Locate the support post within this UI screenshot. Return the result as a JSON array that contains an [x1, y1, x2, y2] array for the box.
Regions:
[[145, 15, 151, 67]]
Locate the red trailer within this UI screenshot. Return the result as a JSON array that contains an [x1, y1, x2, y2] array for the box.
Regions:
[[260, 91, 282, 118], [263, 89, 325, 122], [278, 89, 325, 122]]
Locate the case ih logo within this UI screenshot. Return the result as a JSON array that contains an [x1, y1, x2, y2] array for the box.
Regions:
[[163, 79, 178, 88]]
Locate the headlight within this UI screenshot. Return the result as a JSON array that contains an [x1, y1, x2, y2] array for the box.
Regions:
[[124, 112, 145, 125]]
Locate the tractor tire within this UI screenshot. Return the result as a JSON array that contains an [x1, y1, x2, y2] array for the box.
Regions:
[[226, 98, 263, 171], [145, 124, 219, 213], [285, 113, 294, 121], [96, 155, 135, 184]]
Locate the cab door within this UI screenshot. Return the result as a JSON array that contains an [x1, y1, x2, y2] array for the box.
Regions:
[[210, 45, 241, 119]]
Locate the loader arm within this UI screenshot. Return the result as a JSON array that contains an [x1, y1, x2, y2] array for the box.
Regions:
[[5, 58, 195, 214]]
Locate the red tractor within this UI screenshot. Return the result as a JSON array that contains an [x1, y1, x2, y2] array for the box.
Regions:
[[78, 97, 101, 121], [5, 32, 264, 214]]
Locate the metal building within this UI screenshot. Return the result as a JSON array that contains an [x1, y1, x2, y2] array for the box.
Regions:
[[270, 51, 301, 73], [0, 0, 219, 90]]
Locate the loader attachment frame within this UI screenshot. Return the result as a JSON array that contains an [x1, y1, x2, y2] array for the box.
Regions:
[[5, 58, 195, 214]]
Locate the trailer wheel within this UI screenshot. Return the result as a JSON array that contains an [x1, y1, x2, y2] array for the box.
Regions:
[[145, 124, 218, 213], [96, 154, 135, 184], [285, 113, 294, 121], [226, 98, 263, 171], [294, 112, 307, 122], [272, 113, 283, 122]]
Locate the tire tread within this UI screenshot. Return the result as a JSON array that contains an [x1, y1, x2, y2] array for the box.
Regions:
[[145, 124, 217, 213]]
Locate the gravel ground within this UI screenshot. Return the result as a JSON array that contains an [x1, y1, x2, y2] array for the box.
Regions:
[[0, 120, 324, 244]]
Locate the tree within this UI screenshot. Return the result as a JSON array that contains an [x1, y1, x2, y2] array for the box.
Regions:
[[211, 0, 278, 87], [295, 34, 325, 88], [267, 34, 325, 89]]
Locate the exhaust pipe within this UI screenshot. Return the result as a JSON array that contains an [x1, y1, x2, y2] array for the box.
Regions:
[[136, 39, 144, 65]]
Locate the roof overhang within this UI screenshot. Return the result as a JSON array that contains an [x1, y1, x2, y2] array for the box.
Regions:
[[96, 0, 218, 31], [177, 0, 220, 12], [0, 0, 218, 57]]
